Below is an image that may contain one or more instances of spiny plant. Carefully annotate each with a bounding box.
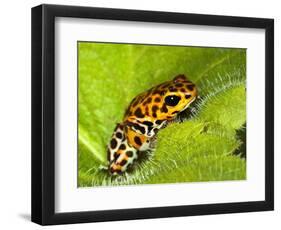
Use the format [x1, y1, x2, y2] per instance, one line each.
[78, 43, 246, 187]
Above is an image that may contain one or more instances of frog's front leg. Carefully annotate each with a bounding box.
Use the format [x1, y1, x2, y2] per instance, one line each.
[124, 124, 155, 152]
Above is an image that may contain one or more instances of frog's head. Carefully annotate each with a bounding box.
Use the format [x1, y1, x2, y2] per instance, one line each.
[124, 74, 198, 123]
[157, 74, 198, 119]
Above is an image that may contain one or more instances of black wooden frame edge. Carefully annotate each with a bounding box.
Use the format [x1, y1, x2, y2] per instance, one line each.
[31, 5, 43, 224]
[31, 4, 274, 225]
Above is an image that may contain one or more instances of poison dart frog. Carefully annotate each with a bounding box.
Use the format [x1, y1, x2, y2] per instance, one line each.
[107, 74, 198, 174]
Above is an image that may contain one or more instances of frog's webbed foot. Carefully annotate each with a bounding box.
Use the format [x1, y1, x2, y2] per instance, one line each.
[148, 135, 157, 150]
[98, 164, 108, 173]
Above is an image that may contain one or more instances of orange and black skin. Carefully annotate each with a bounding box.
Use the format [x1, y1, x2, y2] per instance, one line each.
[107, 74, 198, 175]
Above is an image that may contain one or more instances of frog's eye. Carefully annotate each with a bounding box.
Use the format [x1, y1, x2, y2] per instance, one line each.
[164, 95, 181, 106]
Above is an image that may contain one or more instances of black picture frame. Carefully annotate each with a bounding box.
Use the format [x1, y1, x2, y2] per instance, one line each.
[31, 4, 274, 225]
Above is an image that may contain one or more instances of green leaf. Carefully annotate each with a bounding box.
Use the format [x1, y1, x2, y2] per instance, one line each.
[78, 42, 246, 187]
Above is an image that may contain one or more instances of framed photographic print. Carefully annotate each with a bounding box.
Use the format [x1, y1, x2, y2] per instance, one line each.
[31, 4, 274, 225]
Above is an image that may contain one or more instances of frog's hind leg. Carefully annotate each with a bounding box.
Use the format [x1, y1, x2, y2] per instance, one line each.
[107, 123, 126, 163]
[107, 123, 139, 175]
[109, 145, 138, 175]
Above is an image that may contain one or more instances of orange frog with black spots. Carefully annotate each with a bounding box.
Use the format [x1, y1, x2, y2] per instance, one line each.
[107, 74, 198, 174]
